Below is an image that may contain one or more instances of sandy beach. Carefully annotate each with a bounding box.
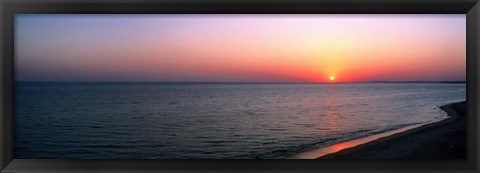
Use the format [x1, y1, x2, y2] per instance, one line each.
[317, 101, 466, 159]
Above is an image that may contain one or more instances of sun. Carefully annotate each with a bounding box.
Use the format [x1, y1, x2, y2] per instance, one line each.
[329, 76, 335, 81]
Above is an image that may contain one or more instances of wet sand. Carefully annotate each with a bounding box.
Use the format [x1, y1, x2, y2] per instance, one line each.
[318, 101, 466, 159]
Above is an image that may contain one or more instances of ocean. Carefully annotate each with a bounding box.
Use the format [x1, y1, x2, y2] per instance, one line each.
[14, 82, 466, 159]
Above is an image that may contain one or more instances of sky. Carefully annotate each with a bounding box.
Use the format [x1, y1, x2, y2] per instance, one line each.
[15, 14, 466, 82]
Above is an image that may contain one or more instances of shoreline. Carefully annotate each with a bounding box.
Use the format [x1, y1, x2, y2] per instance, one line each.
[283, 101, 465, 159]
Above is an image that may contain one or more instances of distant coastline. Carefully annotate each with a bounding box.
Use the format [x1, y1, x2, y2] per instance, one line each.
[363, 80, 466, 84]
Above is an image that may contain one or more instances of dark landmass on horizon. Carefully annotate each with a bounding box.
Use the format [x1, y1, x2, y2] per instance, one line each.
[363, 80, 466, 84]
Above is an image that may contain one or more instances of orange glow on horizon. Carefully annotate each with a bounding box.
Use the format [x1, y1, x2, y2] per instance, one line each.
[16, 15, 466, 82]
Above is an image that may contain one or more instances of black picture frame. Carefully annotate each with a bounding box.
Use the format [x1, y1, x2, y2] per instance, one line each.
[1, 0, 479, 172]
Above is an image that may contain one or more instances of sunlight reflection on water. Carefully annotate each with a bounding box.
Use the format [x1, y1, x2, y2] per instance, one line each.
[15, 82, 465, 159]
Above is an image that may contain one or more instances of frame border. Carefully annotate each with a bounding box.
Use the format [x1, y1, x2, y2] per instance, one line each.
[1, 0, 479, 172]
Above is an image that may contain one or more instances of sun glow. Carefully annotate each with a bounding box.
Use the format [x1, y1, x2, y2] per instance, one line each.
[15, 15, 466, 83]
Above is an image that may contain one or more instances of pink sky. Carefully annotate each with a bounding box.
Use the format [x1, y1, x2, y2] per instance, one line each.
[16, 14, 466, 82]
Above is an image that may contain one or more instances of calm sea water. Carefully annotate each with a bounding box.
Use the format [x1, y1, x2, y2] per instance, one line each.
[14, 82, 466, 159]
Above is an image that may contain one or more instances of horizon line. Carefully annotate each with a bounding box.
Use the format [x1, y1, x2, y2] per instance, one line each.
[15, 80, 467, 84]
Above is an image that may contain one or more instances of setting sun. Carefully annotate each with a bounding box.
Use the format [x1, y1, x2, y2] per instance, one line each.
[16, 15, 466, 83]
